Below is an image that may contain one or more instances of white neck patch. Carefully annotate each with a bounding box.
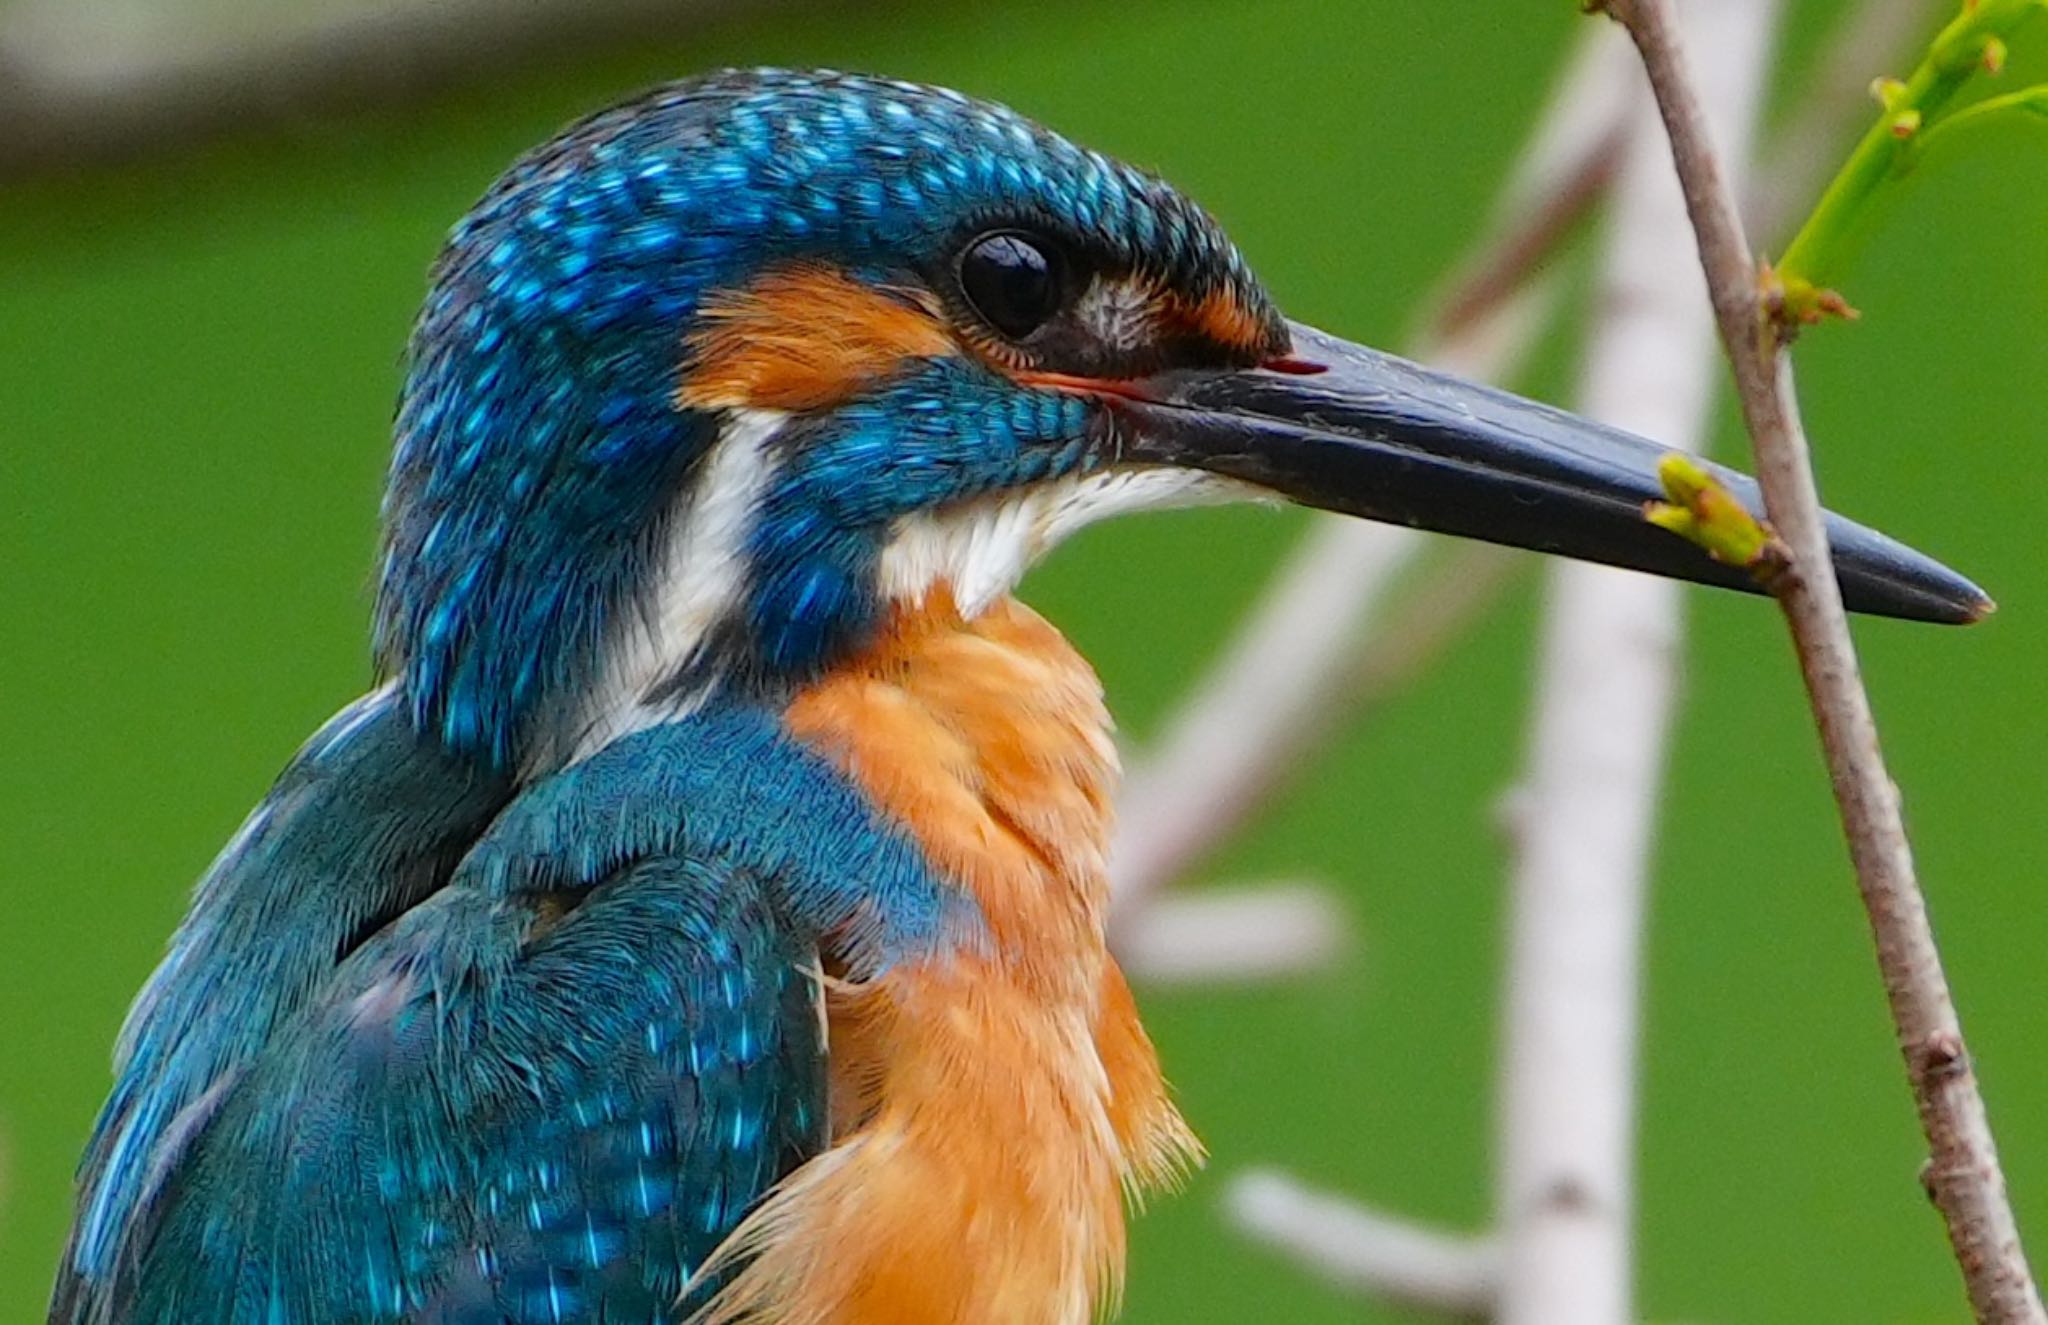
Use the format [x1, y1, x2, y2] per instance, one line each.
[878, 467, 1258, 617]
[553, 425, 1259, 766]
[557, 407, 786, 767]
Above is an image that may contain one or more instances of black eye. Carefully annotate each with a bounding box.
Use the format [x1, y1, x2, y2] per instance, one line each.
[959, 231, 1063, 339]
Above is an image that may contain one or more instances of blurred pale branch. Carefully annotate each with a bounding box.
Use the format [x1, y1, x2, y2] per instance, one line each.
[1116, 883, 1346, 986]
[1105, 0, 1937, 959]
[1108, 518, 1433, 927]
[1176, 26, 1653, 1312]
[0, 0, 826, 179]
[1226, 1170, 1499, 1321]
[1499, 6, 1776, 1319]
[7, 0, 2005, 1316]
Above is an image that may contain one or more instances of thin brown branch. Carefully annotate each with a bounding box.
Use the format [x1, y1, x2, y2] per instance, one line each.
[1596, 1, 2044, 1320]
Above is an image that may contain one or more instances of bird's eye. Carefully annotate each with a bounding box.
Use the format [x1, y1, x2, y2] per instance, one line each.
[959, 231, 1063, 339]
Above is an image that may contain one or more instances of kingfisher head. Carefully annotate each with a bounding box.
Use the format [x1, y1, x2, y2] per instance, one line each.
[373, 67, 1983, 770]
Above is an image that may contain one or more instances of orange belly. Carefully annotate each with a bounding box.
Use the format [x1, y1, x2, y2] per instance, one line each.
[694, 592, 1196, 1324]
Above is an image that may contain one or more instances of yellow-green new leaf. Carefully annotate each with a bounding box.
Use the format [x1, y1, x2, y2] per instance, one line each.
[1644, 453, 1780, 571]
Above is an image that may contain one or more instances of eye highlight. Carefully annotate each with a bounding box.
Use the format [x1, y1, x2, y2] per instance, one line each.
[958, 231, 1064, 340]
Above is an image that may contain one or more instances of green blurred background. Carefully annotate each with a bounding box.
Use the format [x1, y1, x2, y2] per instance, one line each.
[3, 1, 2044, 1320]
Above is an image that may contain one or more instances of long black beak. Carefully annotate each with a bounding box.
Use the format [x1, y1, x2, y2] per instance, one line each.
[1115, 321, 1990, 624]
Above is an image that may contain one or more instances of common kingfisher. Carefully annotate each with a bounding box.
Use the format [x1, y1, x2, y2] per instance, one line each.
[50, 68, 1985, 1325]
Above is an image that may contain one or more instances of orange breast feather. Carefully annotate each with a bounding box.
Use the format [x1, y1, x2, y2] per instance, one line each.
[695, 592, 1197, 1325]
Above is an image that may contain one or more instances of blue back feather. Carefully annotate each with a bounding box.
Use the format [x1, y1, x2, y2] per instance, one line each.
[57, 701, 971, 1324]
[61, 690, 513, 1304]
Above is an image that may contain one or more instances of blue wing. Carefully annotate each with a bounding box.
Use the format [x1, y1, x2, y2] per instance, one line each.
[108, 851, 824, 1324]
[54, 689, 513, 1324]
[53, 697, 968, 1325]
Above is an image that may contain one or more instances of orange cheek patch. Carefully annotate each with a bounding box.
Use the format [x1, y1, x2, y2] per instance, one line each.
[678, 264, 956, 412]
[1172, 286, 1289, 360]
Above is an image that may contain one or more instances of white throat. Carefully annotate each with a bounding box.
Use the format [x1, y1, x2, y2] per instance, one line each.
[877, 467, 1255, 617]
[554, 421, 1256, 768]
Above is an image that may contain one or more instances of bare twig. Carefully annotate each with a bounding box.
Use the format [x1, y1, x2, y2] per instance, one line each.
[1110, 540, 1522, 979]
[1597, 1, 2044, 1320]
[1109, 518, 1426, 918]
[1110, 28, 1636, 925]
[1495, 6, 1779, 1323]
[1226, 1169, 1500, 1320]
[1426, 27, 1638, 345]
[1340, 544, 1526, 710]
[1122, 32, 1646, 1307]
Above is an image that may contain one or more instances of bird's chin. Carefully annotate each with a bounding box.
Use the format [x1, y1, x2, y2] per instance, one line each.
[876, 468, 1259, 619]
